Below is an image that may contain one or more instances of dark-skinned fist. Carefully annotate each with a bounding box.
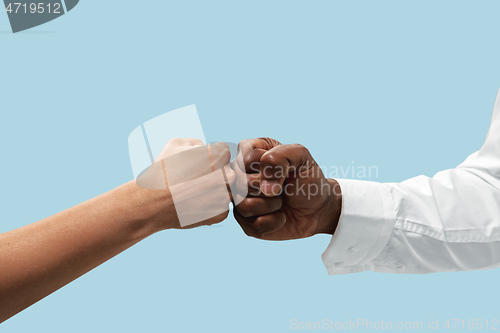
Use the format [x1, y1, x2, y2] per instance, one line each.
[232, 138, 342, 241]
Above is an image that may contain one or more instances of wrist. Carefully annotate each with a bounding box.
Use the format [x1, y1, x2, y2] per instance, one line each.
[120, 180, 178, 233]
[315, 178, 342, 236]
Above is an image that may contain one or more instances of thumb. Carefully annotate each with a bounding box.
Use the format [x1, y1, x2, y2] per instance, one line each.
[259, 144, 314, 196]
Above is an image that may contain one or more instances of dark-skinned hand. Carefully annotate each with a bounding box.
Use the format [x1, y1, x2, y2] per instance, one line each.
[232, 138, 342, 241]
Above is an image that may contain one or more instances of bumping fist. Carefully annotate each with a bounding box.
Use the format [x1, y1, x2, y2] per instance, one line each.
[138, 138, 235, 229]
[233, 138, 342, 240]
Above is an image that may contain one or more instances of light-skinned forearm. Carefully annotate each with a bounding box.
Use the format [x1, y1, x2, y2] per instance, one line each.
[0, 181, 175, 323]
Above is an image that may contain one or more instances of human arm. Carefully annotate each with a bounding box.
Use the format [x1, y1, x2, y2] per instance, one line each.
[0, 139, 234, 322]
[234, 89, 500, 275]
[322, 90, 500, 274]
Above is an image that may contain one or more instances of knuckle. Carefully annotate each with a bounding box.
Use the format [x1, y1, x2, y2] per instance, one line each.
[238, 138, 262, 152]
[240, 227, 252, 237]
[291, 143, 310, 156]
[236, 199, 257, 217]
[211, 143, 231, 166]
[252, 218, 274, 234]
[214, 141, 231, 158]
[258, 137, 278, 147]
[247, 182, 261, 196]
[214, 141, 230, 151]
[234, 215, 261, 238]
[192, 138, 204, 146]
[169, 137, 182, 144]
[237, 139, 251, 153]
[261, 151, 280, 167]
[244, 227, 261, 238]
[243, 155, 259, 171]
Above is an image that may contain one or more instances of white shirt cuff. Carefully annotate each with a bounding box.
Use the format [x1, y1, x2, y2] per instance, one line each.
[322, 179, 397, 275]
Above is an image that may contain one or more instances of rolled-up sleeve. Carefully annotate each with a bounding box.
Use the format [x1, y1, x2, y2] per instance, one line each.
[322, 89, 500, 275]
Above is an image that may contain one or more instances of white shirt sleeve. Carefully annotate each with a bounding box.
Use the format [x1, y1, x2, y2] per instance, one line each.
[322, 89, 500, 275]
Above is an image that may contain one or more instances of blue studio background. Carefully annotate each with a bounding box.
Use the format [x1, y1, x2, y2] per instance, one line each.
[1, 1, 500, 332]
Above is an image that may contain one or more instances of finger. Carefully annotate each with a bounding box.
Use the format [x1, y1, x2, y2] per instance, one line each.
[233, 161, 281, 199]
[161, 143, 229, 187]
[169, 137, 204, 147]
[179, 210, 229, 229]
[210, 142, 231, 170]
[235, 196, 283, 218]
[184, 138, 204, 146]
[234, 209, 287, 238]
[223, 164, 236, 185]
[236, 138, 282, 173]
[234, 164, 261, 196]
[169, 167, 233, 227]
[155, 138, 205, 161]
[232, 162, 269, 207]
[223, 164, 235, 202]
[259, 144, 314, 196]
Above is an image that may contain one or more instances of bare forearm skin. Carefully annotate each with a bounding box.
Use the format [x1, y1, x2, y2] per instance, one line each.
[0, 181, 174, 323]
